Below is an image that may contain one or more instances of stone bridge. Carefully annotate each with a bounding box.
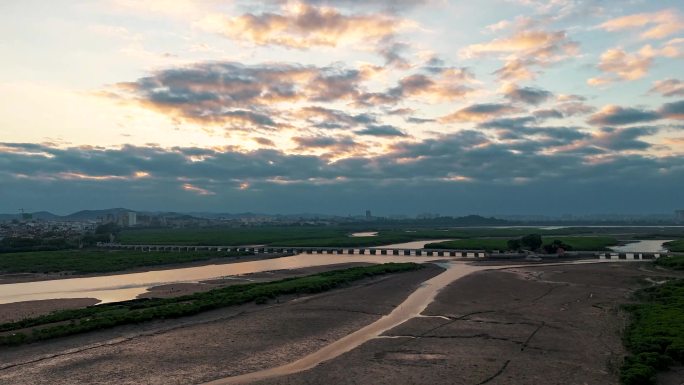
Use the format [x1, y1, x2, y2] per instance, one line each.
[96, 243, 667, 260]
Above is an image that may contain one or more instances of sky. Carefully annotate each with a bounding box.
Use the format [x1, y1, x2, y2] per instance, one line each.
[0, 0, 683, 216]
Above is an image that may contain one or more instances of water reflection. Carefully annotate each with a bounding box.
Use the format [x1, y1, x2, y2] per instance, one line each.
[609, 240, 671, 253]
[0, 252, 445, 305]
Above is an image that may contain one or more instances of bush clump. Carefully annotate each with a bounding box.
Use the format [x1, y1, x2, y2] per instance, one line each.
[620, 279, 684, 384]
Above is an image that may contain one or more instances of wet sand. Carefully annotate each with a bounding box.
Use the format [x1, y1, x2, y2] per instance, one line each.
[0, 253, 286, 285]
[249, 262, 681, 385]
[0, 265, 443, 385]
[0, 298, 101, 323]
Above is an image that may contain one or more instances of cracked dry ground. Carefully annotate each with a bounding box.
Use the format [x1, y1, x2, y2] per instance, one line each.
[254, 263, 678, 385]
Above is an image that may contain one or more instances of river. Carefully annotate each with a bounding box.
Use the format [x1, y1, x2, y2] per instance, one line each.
[0, 240, 447, 305]
[609, 239, 672, 253]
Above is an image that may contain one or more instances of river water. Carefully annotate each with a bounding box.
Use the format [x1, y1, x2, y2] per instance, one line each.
[609, 239, 672, 253]
[0, 238, 671, 305]
[0, 240, 446, 305]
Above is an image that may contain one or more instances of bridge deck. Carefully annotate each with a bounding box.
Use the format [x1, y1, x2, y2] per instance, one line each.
[96, 243, 668, 260]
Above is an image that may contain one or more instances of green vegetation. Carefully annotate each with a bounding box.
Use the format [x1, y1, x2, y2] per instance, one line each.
[0, 236, 75, 253]
[426, 238, 509, 250]
[653, 254, 684, 271]
[620, 278, 684, 384]
[425, 236, 619, 251]
[0, 250, 252, 275]
[664, 239, 684, 252]
[0, 263, 422, 346]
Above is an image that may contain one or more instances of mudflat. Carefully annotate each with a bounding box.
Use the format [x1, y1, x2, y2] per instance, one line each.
[2, 262, 681, 385]
[0, 264, 443, 385]
[251, 263, 681, 385]
[0, 298, 101, 323]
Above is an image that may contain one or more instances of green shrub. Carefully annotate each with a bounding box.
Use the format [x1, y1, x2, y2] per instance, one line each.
[620, 278, 684, 383]
[620, 362, 656, 385]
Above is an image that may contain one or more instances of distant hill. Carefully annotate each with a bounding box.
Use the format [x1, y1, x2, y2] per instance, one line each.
[64, 208, 131, 221]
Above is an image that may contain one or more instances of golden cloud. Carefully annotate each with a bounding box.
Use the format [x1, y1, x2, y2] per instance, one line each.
[588, 41, 682, 86]
[599, 9, 683, 40]
[207, 3, 402, 49]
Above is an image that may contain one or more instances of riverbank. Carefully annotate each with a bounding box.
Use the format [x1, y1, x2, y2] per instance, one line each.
[0, 264, 444, 385]
[3, 261, 682, 384]
[139, 262, 374, 299]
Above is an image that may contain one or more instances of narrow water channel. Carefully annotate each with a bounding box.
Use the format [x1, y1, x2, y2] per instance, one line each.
[201, 259, 614, 385]
[202, 262, 484, 385]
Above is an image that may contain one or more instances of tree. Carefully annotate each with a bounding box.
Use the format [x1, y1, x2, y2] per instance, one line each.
[507, 239, 522, 251]
[520, 234, 542, 251]
[543, 239, 572, 254]
[95, 223, 121, 235]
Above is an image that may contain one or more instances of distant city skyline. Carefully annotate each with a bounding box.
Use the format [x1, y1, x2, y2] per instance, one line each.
[1, 1, 683, 214]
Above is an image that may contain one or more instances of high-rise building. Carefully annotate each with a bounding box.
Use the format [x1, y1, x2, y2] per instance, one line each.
[676, 210, 684, 222]
[117, 211, 137, 227]
[365, 210, 372, 219]
[127, 212, 137, 227]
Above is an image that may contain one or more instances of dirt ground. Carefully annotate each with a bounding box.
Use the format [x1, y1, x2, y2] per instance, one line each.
[0, 298, 101, 323]
[0, 265, 443, 385]
[251, 263, 682, 385]
[2, 262, 682, 385]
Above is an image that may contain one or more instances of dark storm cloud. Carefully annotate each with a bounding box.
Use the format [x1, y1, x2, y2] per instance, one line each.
[593, 126, 659, 151]
[534, 109, 564, 119]
[441, 103, 519, 122]
[118, 62, 365, 126]
[406, 117, 435, 124]
[292, 135, 364, 154]
[588, 100, 684, 126]
[377, 37, 411, 68]
[2, 135, 683, 214]
[478, 116, 537, 130]
[298, 106, 376, 129]
[478, 117, 589, 143]
[588, 105, 661, 126]
[659, 100, 684, 119]
[504, 85, 553, 105]
[355, 124, 407, 137]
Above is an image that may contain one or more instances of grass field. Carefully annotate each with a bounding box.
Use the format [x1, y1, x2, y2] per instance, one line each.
[0, 263, 422, 346]
[654, 254, 684, 270]
[664, 239, 684, 252]
[118, 226, 629, 247]
[0, 250, 252, 275]
[424, 236, 619, 251]
[620, 278, 684, 384]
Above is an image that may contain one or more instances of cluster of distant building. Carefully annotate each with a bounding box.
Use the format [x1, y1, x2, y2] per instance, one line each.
[1, 208, 683, 243]
[0, 219, 96, 241]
